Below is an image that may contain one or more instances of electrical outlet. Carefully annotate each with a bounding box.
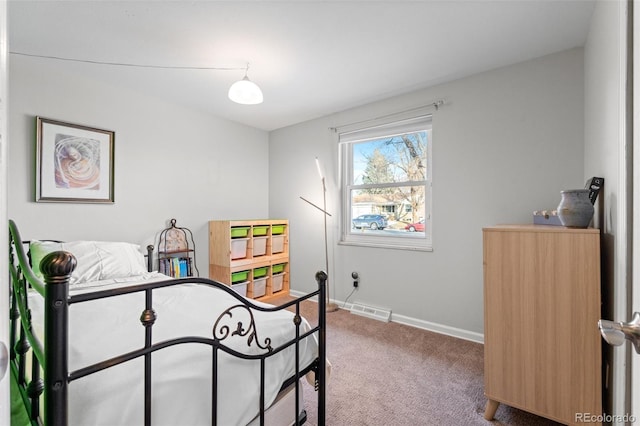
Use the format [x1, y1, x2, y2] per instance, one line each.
[352, 271, 359, 288]
[353, 280, 359, 288]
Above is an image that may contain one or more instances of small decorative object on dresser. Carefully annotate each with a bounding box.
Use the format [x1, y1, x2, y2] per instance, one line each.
[532, 210, 562, 225]
[557, 188, 595, 228]
[585, 176, 604, 204]
[157, 218, 198, 277]
[533, 177, 603, 227]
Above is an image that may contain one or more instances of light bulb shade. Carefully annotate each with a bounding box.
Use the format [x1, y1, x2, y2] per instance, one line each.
[228, 76, 263, 105]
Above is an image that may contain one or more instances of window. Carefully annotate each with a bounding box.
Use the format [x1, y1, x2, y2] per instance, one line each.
[339, 115, 432, 250]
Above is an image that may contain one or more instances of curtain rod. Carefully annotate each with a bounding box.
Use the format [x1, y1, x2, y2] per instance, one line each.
[329, 99, 444, 133]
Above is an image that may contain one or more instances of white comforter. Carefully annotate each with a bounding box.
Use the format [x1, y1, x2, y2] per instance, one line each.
[29, 274, 318, 425]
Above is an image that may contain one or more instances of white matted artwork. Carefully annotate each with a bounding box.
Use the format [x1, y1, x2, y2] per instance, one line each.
[36, 117, 114, 203]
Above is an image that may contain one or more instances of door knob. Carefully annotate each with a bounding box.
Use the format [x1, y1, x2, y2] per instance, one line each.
[598, 312, 640, 354]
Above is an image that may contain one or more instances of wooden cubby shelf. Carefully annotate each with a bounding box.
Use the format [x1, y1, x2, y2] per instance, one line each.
[209, 219, 289, 301]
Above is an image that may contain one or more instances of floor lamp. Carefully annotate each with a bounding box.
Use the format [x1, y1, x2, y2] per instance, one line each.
[300, 158, 339, 312]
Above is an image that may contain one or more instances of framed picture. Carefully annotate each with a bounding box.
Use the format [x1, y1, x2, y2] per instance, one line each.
[36, 117, 115, 203]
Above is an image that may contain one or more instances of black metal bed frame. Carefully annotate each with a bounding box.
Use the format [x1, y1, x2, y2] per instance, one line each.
[8, 219, 326, 426]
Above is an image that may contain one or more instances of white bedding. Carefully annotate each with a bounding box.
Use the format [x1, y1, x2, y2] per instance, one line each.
[28, 273, 319, 426]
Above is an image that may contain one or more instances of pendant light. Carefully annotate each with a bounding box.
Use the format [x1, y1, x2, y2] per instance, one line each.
[10, 52, 264, 105]
[228, 63, 263, 105]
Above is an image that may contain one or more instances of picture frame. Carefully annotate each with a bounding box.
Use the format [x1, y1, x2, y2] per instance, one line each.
[36, 117, 115, 203]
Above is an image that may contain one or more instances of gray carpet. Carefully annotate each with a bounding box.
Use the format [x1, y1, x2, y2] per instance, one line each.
[271, 295, 561, 426]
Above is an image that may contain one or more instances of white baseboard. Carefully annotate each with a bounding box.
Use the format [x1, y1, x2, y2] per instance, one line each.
[390, 313, 484, 344]
[289, 290, 485, 344]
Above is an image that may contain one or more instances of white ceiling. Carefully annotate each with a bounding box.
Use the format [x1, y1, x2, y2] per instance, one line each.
[8, 0, 596, 131]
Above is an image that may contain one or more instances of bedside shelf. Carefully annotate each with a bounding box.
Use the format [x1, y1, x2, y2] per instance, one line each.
[157, 218, 198, 278]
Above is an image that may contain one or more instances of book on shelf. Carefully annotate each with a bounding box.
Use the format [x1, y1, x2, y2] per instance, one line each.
[159, 256, 193, 278]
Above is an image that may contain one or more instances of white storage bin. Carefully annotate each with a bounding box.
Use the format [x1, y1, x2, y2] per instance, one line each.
[272, 272, 285, 293]
[272, 235, 285, 254]
[253, 236, 268, 256]
[253, 276, 267, 298]
[231, 281, 248, 297]
[230, 238, 249, 259]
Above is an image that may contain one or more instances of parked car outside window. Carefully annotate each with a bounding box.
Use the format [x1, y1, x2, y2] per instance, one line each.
[404, 219, 425, 232]
[352, 214, 388, 230]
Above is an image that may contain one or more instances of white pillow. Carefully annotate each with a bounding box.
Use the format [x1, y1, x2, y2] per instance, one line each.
[93, 241, 148, 280]
[29, 240, 148, 285]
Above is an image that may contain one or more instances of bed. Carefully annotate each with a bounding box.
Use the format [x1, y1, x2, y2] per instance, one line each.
[8, 219, 327, 425]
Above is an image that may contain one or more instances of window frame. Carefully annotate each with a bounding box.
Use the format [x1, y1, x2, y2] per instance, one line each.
[338, 114, 433, 251]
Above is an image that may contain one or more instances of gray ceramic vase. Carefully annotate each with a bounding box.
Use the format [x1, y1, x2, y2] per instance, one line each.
[557, 189, 594, 228]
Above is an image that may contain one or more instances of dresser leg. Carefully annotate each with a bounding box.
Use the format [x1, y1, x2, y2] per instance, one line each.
[484, 399, 499, 420]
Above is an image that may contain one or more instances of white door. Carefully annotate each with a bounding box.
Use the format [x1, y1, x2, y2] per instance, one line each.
[598, 2, 638, 421]
[0, 1, 10, 425]
[632, 2, 640, 421]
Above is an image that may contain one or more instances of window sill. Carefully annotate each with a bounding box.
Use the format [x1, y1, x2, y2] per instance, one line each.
[338, 239, 433, 252]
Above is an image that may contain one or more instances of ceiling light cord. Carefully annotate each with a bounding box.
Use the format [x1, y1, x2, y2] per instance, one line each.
[9, 51, 246, 71]
[10, 51, 264, 105]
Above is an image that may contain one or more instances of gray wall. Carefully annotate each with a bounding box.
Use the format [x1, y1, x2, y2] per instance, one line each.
[8, 55, 270, 272]
[269, 48, 585, 341]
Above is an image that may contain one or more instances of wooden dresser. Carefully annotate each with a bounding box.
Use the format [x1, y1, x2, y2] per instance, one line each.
[483, 225, 602, 425]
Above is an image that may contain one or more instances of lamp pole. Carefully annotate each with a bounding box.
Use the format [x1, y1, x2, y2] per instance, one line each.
[320, 175, 339, 312]
[299, 157, 339, 312]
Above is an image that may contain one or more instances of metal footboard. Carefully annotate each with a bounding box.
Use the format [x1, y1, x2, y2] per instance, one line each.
[8, 219, 326, 426]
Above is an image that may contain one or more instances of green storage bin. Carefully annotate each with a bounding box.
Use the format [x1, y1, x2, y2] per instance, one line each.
[230, 227, 250, 238]
[253, 266, 268, 278]
[252, 226, 269, 236]
[272, 263, 286, 274]
[271, 224, 286, 235]
[231, 270, 249, 283]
